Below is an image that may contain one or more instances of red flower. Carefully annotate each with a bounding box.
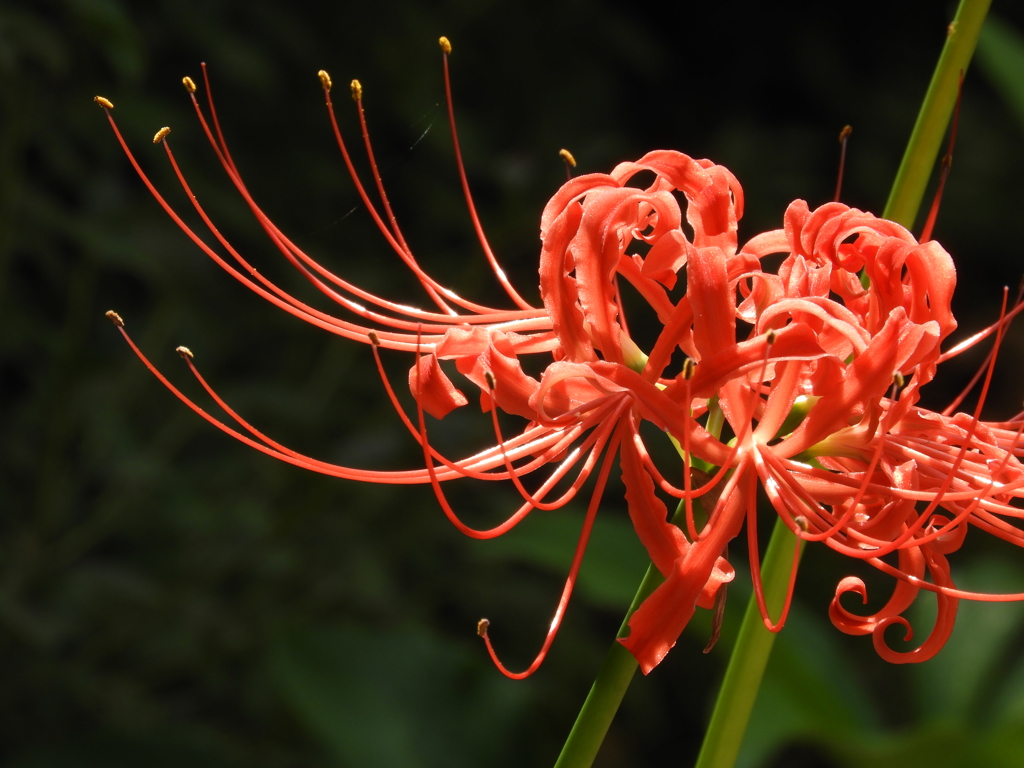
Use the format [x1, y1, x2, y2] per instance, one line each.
[97, 44, 1024, 680]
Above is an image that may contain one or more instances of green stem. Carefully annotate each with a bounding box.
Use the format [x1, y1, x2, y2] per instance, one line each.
[883, 0, 993, 228]
[554, 496, 699, 768]
[552, 563, 660, 768]
[694, 517, 802, 768]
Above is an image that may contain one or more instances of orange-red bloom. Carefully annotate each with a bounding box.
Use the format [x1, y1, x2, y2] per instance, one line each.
[97, 45, 1024, 679]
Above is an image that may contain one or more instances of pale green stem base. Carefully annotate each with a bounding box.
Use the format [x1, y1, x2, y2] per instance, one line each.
[552, 562, 658, 768]
[694, 517, 802, 768]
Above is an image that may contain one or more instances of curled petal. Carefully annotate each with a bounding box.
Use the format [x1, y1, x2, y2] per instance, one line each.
[871, 553, 959, 664]
[460, 340, 543, 420]
[828, 544, 925, 636]
[409, 354, 468, 419]
[641, 230, 693, 290]
[924, 514, 968, 555]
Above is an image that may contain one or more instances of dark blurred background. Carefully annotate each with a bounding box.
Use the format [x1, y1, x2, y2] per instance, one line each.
[4, 1, 1024, 766]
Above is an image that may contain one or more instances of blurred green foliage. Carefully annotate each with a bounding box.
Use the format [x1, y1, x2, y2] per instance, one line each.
[2, 0, 1024, 765]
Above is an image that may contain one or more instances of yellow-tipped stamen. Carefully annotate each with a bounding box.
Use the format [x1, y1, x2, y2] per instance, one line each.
[176, 345, 194, 360]
[350, 79, 362, 102]
[318, 69, 332, 92]
[476, 618, 489, 637]
[437, 31, 534, 311]
[152, 126, 171, 144]
[894, 371, 905, 388]
[439, 36, 452, 55]
[766, 329, 777, 345]
[94, 96, 114, 109]
[560, 148, 577, 181]
[182, 76, 197, 93]
[105, 310, 124, 327]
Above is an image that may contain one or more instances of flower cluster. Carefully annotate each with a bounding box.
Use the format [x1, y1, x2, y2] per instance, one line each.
[97, 39, 1024, 678]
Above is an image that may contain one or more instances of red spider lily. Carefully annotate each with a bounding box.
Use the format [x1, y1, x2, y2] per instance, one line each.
[523, 158, 1024, 672]
[96, 39, 1024, 680]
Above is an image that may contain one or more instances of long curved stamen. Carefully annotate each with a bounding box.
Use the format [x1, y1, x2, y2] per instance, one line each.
[350, 78, 462, 317]
[159, 136, 476, 337]
[410, 333, 568, 538]
[367, 334, 613, 484]
[351, 82, 412, 256]
[199, 63, 241, 178]
[188, 338, 596, 486]
[478, 423, 624, 679]
[484, 373, 627, 510]
[884, 416, 1024, 553]
[105, 107, 549, 352]
[106, 313, 455, 484]
[439, 37, 535, 312]
[747, 455, 804, 631]
[189, 68, 537, 321]
[100, 112, 418, 346]
[941, 282, 1024, 415]
[318, 68, 511, 316]
[193, 64, 522, 320]
[865, 554, 1024, 603]
[937, 293, 1024, 364]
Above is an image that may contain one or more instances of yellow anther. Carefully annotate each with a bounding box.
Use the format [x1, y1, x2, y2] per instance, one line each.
[367, 330, 381, 346]
[893, 371, 905, 388]
[681, 358, 695, 380]
[176, 345, 194, 360]
[476, 618, 490, 637]
[439, 36, 452, 55]
[152, 126, 171, 144]
[318, 70, 332, 92]
[559, 148, 577, 167]
[105, 310, 124, 327]
[350, 79, 362, 101]
[766, 329, 777, 344]
[794, 515, 811, 532]
[94, 95, 114, 109]
[182, 76, 197, 93]
[484, 371, 496, 391]
[839, 125, 852, 143]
